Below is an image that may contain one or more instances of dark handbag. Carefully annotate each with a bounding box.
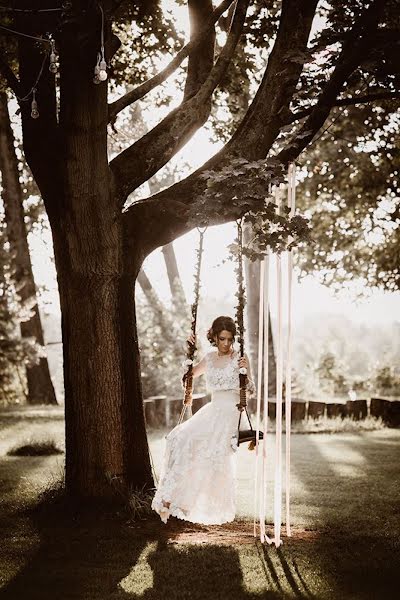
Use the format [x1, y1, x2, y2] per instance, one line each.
[237, 407, 264, 447]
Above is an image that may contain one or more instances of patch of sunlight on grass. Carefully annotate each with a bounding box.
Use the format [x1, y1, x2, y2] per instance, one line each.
[0, 419, 65, 457]
[118, 541, 156, 596]
[238, 544, 269, 594]
[333, 463, 365, 477]
[316, 441, 366, 478]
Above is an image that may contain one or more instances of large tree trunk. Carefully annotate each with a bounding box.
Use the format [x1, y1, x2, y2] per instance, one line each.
[18, 14, 152, 500]
[0, 92, 57, 405]
[56, 255, 153, 499]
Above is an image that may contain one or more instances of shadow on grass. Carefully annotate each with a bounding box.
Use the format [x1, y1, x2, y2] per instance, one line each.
[1, 428, 399, 599]
[0, 502, 290, 600]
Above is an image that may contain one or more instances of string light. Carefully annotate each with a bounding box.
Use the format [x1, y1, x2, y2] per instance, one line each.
[93, 5, 107, 84]
[30, 88, 39, 119]
[16, 52, 47, 119]
[48, 35, 58, 74]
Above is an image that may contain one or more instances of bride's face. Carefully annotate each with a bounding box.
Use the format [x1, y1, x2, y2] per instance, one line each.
[214, 330, 234, 354]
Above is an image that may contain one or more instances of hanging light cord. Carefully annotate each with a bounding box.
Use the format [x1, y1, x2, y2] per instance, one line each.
[0, 5, 63, 12]
[0, 23, 53, 43]
[17, 52, 48, 102]
[100, 4, 105, 59]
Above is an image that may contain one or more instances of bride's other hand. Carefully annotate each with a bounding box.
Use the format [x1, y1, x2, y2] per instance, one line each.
[238, 356, 248, 369]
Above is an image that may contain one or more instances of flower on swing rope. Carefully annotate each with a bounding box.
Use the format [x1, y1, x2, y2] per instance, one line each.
[182, 358, 193, 373]
[239, 367, 247, 375]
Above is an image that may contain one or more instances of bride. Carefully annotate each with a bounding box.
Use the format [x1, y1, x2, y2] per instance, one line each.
[151, 315, 254, 525]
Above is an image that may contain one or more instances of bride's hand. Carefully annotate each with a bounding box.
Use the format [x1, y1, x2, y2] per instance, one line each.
[238, 356, 248, 369]
[187, 333, 196, 346]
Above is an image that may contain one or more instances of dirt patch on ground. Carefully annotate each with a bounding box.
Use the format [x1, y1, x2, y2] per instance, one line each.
[127, 518, 321, 545]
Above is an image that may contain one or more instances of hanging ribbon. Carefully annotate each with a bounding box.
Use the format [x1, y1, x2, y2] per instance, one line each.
[261, 250, 273, 544]
[253, 258, 264, 538]
[274, 186, 284, 547]
[285, 163, 296, 536]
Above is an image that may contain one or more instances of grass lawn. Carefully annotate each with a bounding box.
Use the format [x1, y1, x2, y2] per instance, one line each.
[0, 407, 399, 599]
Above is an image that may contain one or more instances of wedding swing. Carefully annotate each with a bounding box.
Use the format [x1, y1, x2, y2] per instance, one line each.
[178, 222, 263, 448]
[176, 163, 297, 547]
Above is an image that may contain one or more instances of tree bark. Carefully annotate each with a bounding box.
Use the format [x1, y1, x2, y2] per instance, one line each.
[0, 92, 57, 405]
[57, 256, 152, 498]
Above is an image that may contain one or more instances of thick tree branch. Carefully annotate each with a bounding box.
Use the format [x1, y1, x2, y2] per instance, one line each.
[16, 17, 61, 221]
[183, 0, 215, 100]
[123, 177, 240, 257]
[108, 0, 235, 122]
[288, 91, 400, 123]
[0, 54, 21, 96]
[277, 0, 389, 165]
[226, 0, 319, 159]
[111, 0, 248, 200]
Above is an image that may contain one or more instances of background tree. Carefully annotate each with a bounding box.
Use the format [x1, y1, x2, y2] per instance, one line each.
[0, 0, 399, 504]
[0, 91, 57, 405]
[297, 102, 400, 292]
[0, 223, 41, 404]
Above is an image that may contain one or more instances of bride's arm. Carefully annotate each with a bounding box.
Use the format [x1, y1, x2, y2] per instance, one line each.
[192, 355, 207, 378]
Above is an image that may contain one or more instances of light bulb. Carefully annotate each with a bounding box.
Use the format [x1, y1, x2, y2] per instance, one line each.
[31, 102, 39, 119]
[49, 51, 58, 74]
[98, 70, 107, 81]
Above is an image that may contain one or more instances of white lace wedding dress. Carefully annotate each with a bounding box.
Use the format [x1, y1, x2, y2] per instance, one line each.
[151, 350, 244, 525]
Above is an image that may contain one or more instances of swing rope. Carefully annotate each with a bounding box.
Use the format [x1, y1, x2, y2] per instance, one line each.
[178, 227, 207, 425]
[235, 219, 248, 411]
[235, 219, 264, 450]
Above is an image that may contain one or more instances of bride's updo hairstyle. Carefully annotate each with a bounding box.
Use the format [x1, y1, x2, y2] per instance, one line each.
[207, 316, 237, 347]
